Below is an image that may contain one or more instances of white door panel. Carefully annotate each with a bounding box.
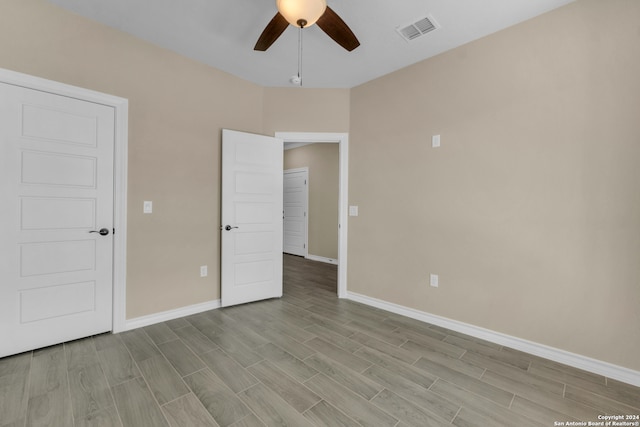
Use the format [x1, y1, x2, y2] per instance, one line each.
[221, 129, 283, 307]
[283, 169, 308, 257]
[0, 82, 115, 357]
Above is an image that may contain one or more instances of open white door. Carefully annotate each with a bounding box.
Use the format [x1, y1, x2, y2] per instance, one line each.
[221, 129, 283, 307]
[0, 81, 115, 357]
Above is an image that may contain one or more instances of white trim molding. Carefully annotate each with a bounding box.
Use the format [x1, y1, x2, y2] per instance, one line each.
[306, 254, 339, 265]
[0, 68, 129, 335]
[346, 291, 640, 387]
[124, 299, 221, 331]
[276, 132, 349, 299]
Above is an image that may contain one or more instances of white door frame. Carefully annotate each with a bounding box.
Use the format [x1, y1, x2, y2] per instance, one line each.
[283, 167, 309, 257]
[0, 68, 129, 333]
[276, 132, 348, 298]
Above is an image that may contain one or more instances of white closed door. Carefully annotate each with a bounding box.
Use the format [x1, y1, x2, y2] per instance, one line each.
[221, 129, 283, 307]
[283, 169, 308, 257]
[0, 82, 115, 357]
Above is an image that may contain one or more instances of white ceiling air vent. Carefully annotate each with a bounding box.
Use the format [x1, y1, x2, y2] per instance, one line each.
[397, 15, 440, 42]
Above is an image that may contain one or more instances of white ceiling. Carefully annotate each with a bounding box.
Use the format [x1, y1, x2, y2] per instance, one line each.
[47, 0, 575, 88]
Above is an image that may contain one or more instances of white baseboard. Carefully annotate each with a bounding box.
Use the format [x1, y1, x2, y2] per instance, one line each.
[123, 299, 221, 331]
[346, 291, 640, 387]
[306, 254, 339, 265]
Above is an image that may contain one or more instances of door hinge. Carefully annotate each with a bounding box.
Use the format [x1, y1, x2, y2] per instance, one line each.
[304, 244, 306, 248]
[305, 179, 307, 185]
[304, 212, 307, 217]
[113, 228, 116, 235]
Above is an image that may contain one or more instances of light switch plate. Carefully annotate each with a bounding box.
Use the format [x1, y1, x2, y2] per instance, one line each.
[143, 201, 152, 214]
[349, 206, 359, 217]
[430, 274, 439, 288]
[432, 135, 441, 148]
[200, 265, 208, 277]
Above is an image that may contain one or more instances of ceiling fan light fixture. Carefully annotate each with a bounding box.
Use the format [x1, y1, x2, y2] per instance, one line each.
[276, 0, 327, 28]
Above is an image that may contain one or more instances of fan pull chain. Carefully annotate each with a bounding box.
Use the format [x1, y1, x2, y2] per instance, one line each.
[297, 25, 303, 86]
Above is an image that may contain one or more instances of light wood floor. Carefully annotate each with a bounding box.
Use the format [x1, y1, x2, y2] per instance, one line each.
[1, 254, 639, 426]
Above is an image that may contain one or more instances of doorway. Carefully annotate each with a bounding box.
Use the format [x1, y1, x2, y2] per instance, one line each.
[276, 132, 349, 298]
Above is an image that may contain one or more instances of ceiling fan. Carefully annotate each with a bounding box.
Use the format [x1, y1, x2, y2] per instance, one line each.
[254, 0, 360, 52]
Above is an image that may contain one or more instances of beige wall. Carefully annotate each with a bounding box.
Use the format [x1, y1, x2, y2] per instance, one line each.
[262, 87, 350, 136]
[349, 0, 640, 371]
[284, 144, 340, 260]
[0, 0, 264, 318]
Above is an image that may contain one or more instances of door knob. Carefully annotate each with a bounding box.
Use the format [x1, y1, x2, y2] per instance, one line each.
[224, 225, 239, 231]
[89, 228, 110, 236]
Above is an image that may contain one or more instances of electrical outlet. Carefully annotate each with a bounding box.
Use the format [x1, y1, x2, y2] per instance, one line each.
[430, 274, 439, 288]
[200, 265, 208, 277]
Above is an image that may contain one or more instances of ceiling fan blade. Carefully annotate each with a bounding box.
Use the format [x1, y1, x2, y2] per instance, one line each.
[316, 6, 360, 52]
[254, 12, 289, 51]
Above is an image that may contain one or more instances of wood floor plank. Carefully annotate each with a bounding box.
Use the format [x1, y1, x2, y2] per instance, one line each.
[228, 413, 266, 427]
[201, 331, 263, 368]
[65, 338, 99, 369]
[305, 314, 357, 338]
[303, 353, 383, 400]
[253, 343, 318, 382]
[157, 339, 206, 377]
[172, 325, 219, 355]
[26, 346, 73, 426]
[361, 364, 460, 422]
[258, 328, 317, 360]
[349, 332, 417, 364]
[137, 354, 190, 405]
[304, 324, 362, 353]
[510, 395, 582, 426]
[143, 323, 179, 346]
[430, 380, 541, 427]
[396, 330, 466, 359]
[510, 389, 601, 421]
[345, 320, 406, 346]
[183, 369, 250, 427]
[564, 384, 640, 414]
[480, 367, 565, 399]
[382, 317, 448, 341]
[199, 348, 258, 393]
[401, 341, 484, 378]
[303, 400, 361, 427]
[247, 360, 321, 413]
[67, 362, 115, 418]
[444, 335, 530, 369]
[29, 345, 67, 396]
[238, 383, 315, 427]
[371, 389, 451, 427]
[112, 377, 169, 427]
[304, 337, 371, 373]
[74, 406, 123, 427]
[165, 317, 190, 331]
[414, 357, 514, 407]
[453, 405, 543, 427]
[0, 353, 31, 426]
[304, 374, 398, 427]
[119, 329, 162, 363]
[26, 390, 74, 427]
[161, 393, 218, 427]
[96, 340, 140, 387]
[355, 346, 436, 389]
